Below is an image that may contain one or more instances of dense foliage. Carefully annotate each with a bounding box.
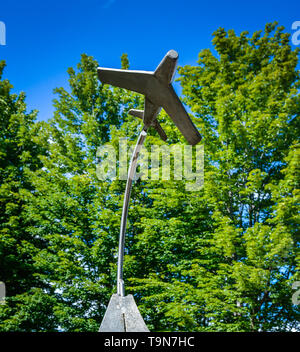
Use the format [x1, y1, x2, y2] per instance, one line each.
[0, 23, 299, 331]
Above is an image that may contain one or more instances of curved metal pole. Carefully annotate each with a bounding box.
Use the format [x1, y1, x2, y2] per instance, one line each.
[117, 128, 148, 296]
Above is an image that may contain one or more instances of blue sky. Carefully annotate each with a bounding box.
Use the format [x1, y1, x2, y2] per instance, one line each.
[0, 0, 299, 121]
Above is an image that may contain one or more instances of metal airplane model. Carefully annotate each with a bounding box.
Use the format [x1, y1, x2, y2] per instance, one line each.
[97, 50, 201, 332]
[97, 49, 201, 145]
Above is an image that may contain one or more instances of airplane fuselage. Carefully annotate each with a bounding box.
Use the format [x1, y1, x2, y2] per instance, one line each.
[97, 50, 201, 145]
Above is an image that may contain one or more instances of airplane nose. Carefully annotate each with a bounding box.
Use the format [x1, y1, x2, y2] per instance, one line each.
[167, 50, 178, 60]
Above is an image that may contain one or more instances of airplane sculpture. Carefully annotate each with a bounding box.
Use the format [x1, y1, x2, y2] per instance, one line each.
[98, 50, 201, 332]
[97, 49, 201, 145]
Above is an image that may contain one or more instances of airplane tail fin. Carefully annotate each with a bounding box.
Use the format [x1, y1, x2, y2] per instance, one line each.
[128, 109, 167, 142]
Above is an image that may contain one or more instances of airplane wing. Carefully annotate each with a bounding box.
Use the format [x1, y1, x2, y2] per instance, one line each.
[97, 68, 152, 96]
[128, 109, 144, 119]
[162, 85, 202, 145]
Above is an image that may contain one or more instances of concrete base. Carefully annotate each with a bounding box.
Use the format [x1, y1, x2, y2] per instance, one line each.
[99, 294, 149, 332]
